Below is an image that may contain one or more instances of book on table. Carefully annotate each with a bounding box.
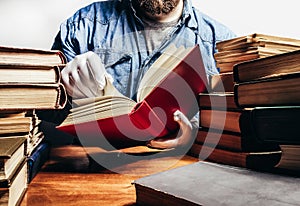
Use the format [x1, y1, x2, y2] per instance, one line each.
[189, 143, 281, 170]
[57, 44, 208, 146]
[133, 161, 300, 206]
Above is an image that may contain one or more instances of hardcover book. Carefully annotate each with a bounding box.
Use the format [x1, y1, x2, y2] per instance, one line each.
[238, 106, 300, 145]
[0, 159, 27, 206]
[27, 141, 50, 183]
[196, 129, 279, 152]
[0, 137, 27, 180]
[200, 107, 300, 145]
[200, 109, 242, 133]
[0, 63, 63, 84]
[233, 49, 300, 83]
[216, 33, 300, 51]
[0, 111, 33, 135]
[0, 83, 67, 110]
[215, 33, 300, 73]
[276, 145, 300, 171]
[198, 92, 238, 110]
[234, 73, 300, 108]
[57, 44, 208, 146]
[209, 72, 234, 92]
[133, 161, 300, 206]
[0, 45, 66, 65]
[189, 143, 281, 169]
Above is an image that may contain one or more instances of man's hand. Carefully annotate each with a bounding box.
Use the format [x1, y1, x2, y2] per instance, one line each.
[61, 51, 113, 99]
[147, 110, 198, 149]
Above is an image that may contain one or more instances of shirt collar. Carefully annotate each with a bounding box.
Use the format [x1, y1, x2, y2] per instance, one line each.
[181, 0, 198, 30]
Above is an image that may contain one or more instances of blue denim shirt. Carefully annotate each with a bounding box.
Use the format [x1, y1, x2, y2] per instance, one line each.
[42, 0, 235, 124]
[52, 0, 235, 98]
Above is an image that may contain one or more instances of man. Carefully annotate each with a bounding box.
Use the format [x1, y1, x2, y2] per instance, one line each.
[38, 0, 235, 149]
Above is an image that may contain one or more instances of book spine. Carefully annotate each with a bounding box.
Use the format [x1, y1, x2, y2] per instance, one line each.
[27, 141, 50, 183]
[233, 83, 242, 109]
[56, 84, 67, 109]
[233, 64, 241, 83]
[54, 65, 61, 83]
[189, 143, 247, 168]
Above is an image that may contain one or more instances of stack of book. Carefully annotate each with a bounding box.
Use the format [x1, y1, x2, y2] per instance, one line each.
[190, 34, 300, 171]
[214, 33, 300, 73]
[233, 49, 300, 172]
[208, 33, 300, 94]
[0, 46, 67, 205]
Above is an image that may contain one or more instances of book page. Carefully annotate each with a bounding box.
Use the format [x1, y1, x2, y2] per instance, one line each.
[276, 145, 300, 171]
[62, 96, 136, 126]
[61, 76, 137, 126]
[137, 45, 192, 101]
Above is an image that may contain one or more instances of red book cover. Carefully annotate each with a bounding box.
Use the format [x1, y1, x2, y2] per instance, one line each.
[57, 44, 208, 147]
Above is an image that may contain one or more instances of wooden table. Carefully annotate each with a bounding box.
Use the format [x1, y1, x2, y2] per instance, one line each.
[21, 145, 198, 206]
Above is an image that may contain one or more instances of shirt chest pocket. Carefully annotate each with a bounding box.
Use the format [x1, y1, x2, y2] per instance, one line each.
[94, 49, 133, 96]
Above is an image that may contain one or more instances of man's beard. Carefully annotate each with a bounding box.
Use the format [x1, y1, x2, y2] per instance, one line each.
[137, 0, 179, 15]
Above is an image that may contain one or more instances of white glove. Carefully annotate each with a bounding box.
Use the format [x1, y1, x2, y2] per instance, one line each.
[147, 110, 198, 149]
[61, 51, 113, 99]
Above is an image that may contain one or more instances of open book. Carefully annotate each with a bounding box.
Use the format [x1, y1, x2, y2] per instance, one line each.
[57, 44, 207, 146]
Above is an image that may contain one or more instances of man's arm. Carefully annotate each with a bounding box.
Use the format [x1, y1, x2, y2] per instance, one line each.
[147, 110, 198, 149]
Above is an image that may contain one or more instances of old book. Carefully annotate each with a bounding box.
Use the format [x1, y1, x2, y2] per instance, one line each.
[215, 47, 276, 64]
[233, 49, 300, 83]
[200, 109, 242, 133]
[0, 83, 67, 110]
[0, 110, 41, 136]
[200, 107, 300, 145]
[189, 143, 281, 169]
[57, 44, 207, 146]
[26, 128, 44, 157]
[0, 63, 63, 84]
[216, 33, 300, 51]
[198, 92, 238, 110]
[276, 145, 300, 171]
[0, 137, 27, 180]
[234, 73, 300, 108]
[209, 72, 234, 92]
[27, 141, 50, 183]
[0, 159, 27, 206]
[215, 33, 300, 73]
[0, 111, 32, 135]
[134, 161, 300, 206]
[0, 45, 66, 65]
[196, 129, 279, 152]
[238, 106, 300, 145]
